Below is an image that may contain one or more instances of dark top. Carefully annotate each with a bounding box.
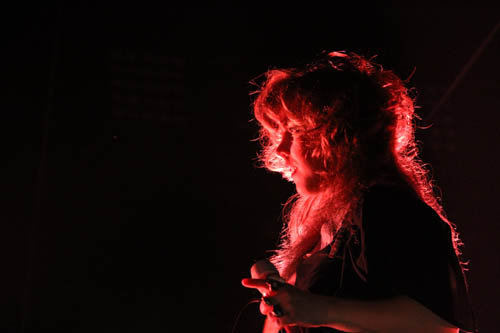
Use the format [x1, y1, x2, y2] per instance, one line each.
[291, 184, 476, 333]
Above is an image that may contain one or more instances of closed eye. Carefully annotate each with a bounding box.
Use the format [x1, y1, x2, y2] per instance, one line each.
[288, 126, 303, 135]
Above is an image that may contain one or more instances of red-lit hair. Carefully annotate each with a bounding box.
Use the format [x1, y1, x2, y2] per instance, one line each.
[251, 51, 462, 279]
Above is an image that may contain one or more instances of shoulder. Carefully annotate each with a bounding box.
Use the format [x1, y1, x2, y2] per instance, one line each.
[362, 183, 424, 224]
[363, 183, 420, 209]
[361, 183, 450, 244]
[361, 184, 476, 332]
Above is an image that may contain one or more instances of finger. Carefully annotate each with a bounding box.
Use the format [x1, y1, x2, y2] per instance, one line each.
[241, 278, 268, 289]
[271, 303, 284, 317]
[241, 278, 271, 296]
[268, 314, 288, 331]
[272, 305, 297, 328]
[259, 297, 274, 316]
[265, 278, 285, 291]
[262, 296, 274, 305]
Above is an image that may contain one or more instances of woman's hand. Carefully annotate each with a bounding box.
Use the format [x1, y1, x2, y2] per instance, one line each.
[242, 261, 459, 333]
[241, 277, 332, 329]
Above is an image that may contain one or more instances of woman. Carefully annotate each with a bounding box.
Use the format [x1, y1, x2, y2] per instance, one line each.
[241, 51, 476, 333]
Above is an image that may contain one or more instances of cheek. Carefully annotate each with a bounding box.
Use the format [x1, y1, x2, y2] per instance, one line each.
[309, 156, 325, 172]
[302, 148, 325, 172]
[295, 139, 326, 173]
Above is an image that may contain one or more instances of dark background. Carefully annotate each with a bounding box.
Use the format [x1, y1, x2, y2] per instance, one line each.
[1, 2, 499, 333]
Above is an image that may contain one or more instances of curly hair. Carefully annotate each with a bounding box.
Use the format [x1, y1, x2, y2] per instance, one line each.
[251, 51, 462, 279]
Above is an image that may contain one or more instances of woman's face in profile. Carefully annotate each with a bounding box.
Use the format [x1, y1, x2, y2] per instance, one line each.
[276, 128, 323, 196]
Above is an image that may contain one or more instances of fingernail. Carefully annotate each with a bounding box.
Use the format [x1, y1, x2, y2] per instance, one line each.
[272, 309, 283, 317]
[272, 304, 284, 317]
[266, 278, 283, 291]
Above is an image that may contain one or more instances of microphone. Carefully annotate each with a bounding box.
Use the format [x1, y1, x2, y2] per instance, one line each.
[251, 259, 284, 281]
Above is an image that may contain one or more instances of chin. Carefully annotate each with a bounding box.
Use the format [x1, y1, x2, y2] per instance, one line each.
[296, 184, 319, 196]
[294, 176, 322, 195]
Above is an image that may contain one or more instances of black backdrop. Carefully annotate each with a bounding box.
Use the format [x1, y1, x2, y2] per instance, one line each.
[1, 3, 499, 333]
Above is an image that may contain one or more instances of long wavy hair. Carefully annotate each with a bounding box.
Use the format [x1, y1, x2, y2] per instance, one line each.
[251, 51, 462, 279]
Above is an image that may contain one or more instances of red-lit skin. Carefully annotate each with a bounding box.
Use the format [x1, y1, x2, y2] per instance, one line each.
[241, 261, 459, 333]
[276, 129, 322, 196]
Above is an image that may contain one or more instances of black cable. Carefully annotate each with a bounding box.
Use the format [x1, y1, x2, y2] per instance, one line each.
[231, 298, 261, 333]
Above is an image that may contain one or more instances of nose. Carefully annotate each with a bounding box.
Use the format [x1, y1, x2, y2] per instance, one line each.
[276, 131, 292, 159]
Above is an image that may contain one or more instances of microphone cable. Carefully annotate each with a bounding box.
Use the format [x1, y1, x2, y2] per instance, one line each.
[231, 298, 261, 333]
